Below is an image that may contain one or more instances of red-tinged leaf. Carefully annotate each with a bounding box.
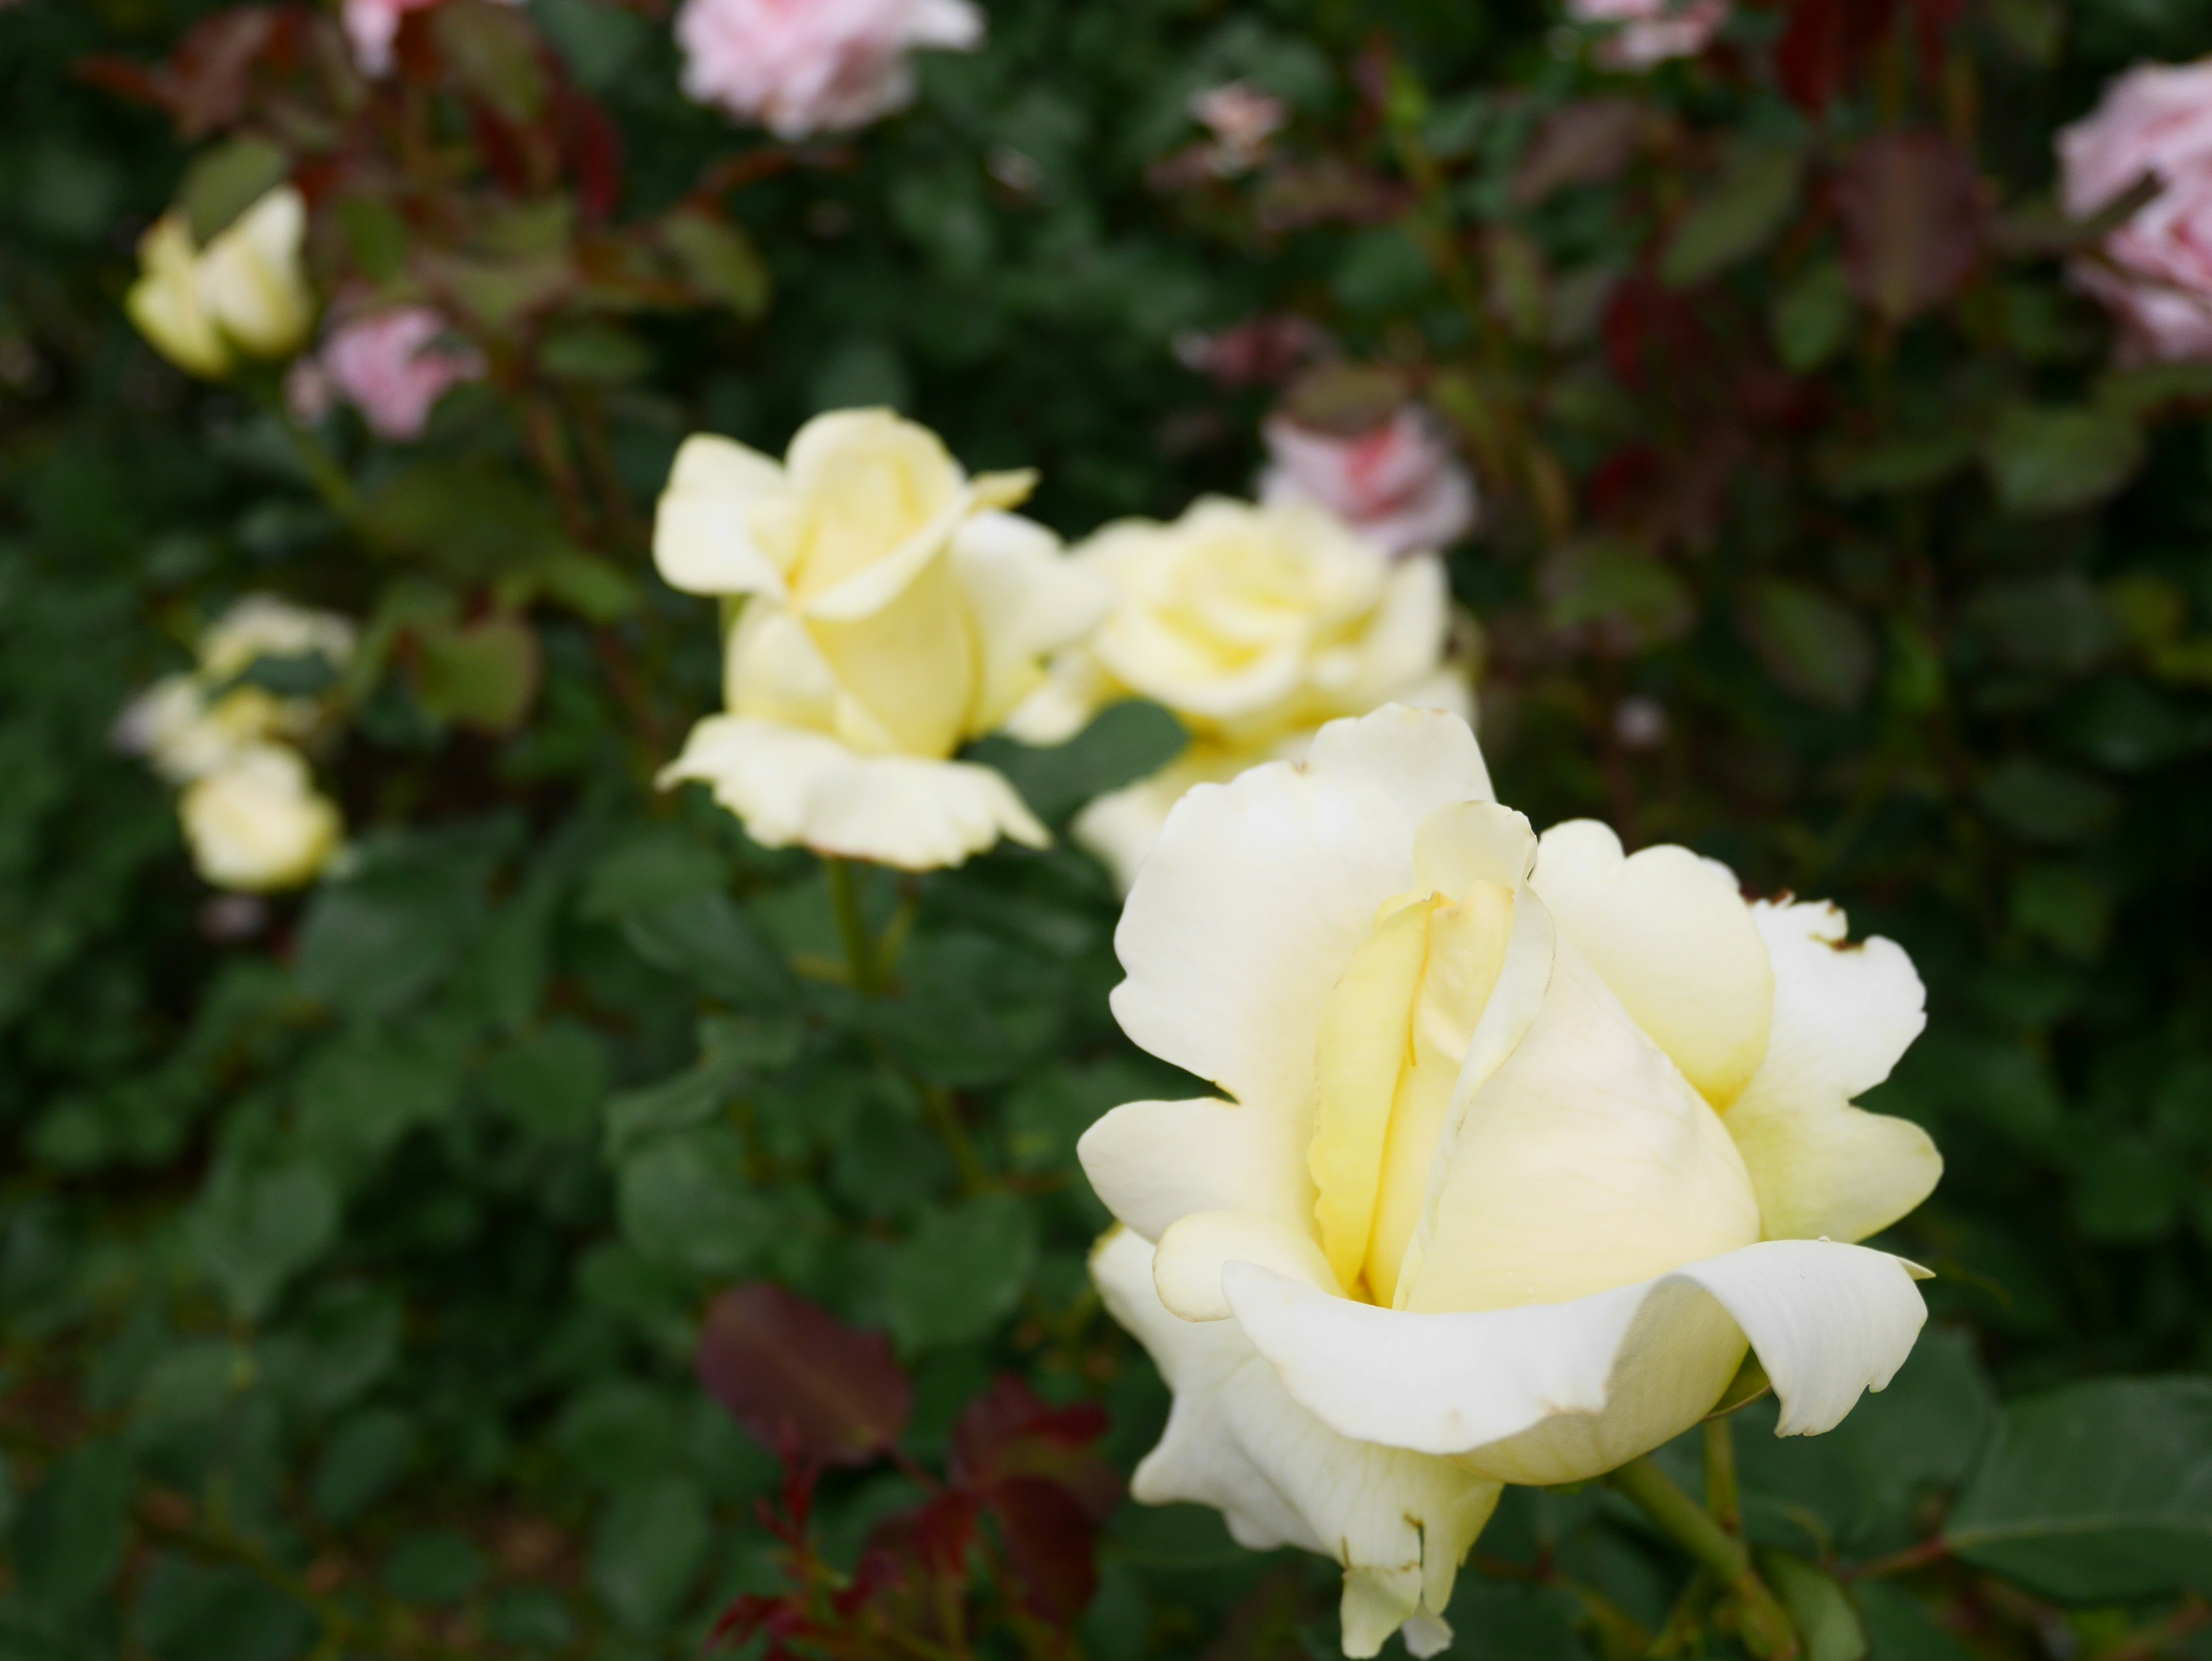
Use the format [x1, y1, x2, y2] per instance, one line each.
[696, 1284, 912, 1469]
[98, 6, 282, 137]
[987, 1475, 1104, 1624]
[1835, 132, 1985, 323]
[1513, 99, 1647, 207]
[1775, 0, 1897, 113]
[951, 1375, 1120, 1522]
[1600, 274, 1711, 389]
[558, 89, 626, 221]
[841, 1492, 982, 1638]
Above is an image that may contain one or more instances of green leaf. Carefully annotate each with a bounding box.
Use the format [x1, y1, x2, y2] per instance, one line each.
[1819, 430, 1978, 498]
[620, 890, 791, 1007]
[384, 1530, 486, 1606]
[359, 460, 569, 583]
[967, 700, 1188, 826]
[1975, 758, 2119, 845]
[618, 1124, 774, 1275]
[482, 1022, 610, 1141]
[180, 138, 289, 245]
[872, 932, 1066, 1088]
[295, 857, 486, 1019]
[262, 1286, 403, 1416]
[1539, 538, 1694, 653]
[664, 210, 773, 319]
[13, 1439, 133, 1610]
[880, 1193, 1040, 1353]
[1982, 404, 2146, 517]
[336, 198, 410, 284]
[294, 1028, 462, 1181]
[579, 827, 728, 922]
[1853, 1582, 1972, 1661]
[1739, 580, 1876, 712]
[1771, 260, 1854, 374]
[313, 1407, 419, 1524]
[539, 324, 652, 385]
[412, 615, 541, 733]
[591, 1474, 710, 1633]
[1661, 145, 1803, 289]
[1756, 1552, 1866, 1661]
[1945, 1377, 2212, 1601]
[135, 1556, 315, 1661]
[433, 0, 546, 122]
[553, 1381, 685, 1492]
[191, 1163, 339, 1323]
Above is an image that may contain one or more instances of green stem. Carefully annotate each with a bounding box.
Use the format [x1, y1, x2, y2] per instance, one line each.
[921, 1082, 990, 1196]
[824, 857, 882, 996]
[1608, 1458, 1798, 1661]
[282, 413, 359, 521]
[1704, 1415, 1742, 1538]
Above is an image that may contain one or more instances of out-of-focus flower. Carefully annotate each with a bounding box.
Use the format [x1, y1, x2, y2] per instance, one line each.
[653, 410, 1108, 870]
[1259, 408, 1480, 558]
[293, 307, 485, 441]
[344, 0, 521, 77]
[2059, 58, 2212, 362]
[180, 744, 344, 892]
[126, 187, 313, 380]
[117, 595, 355, 783]
[1084, 703, 1940, 1656]
[1190, 81, 1289, 175]
[1569, 0, 1729, 69]
[1172, 314, 1331, 389]
[1009, 498, 1472, 890]
[675, 0, 984, 140]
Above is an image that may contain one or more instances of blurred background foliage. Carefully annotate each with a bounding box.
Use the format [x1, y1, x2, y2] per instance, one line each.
[2, 1, 2211, 1660]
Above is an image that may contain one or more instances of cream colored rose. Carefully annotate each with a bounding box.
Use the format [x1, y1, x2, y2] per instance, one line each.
[1081, 705, 1941, 1658]
[1009, 497, 1472, 889]
[653, 410, 1109, 870]
[117, 594, 356, 784]
[126, 187, 314, 380]
[180, 745, 344, 892]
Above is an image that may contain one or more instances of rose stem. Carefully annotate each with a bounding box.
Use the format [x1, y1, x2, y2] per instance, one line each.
[824, 856, 883, 995]
[1607, 1456, 1798, 1661]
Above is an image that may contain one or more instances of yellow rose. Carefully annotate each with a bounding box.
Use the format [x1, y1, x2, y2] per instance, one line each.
[126, 186, 314, 380]
[653, 410, 1109, 870]
[1082, 705, 1941, 1658]
[1008, 497, 1472, 889]
[180, 745, 344, 893]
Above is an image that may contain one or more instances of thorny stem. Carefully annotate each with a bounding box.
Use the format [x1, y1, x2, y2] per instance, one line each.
[1842, 1537, 1952, 1582]
[1608, 1457, 1799, 1661]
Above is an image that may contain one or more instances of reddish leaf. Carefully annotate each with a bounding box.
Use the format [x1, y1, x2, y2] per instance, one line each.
[1835, 132, 1984, 323]
[988, 1475, 1104, 1624]
[558, 89, 627, 221]
[951, 1375, 1120, 1522]
[1775, 0, 1896, 113]
[1600, 274, 1711, 390]
[696, 1284, 912, 1469]
[1513, 99, 1646, 207]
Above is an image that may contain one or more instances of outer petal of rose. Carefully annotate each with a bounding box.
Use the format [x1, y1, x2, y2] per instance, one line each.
[1094, 1229, 1499, 1660]
[1725, 901, 1942, 1243]
[653, 435, 794, 597]
[950, 510, 1114, 732]
[1080, 1097, 1316, 1243]
[1328, 554, 1453, 709]
[201, 188, 313, 360]
[128, 215, 230, 379]
[658, 715, 1044, 870]
[1225, 1236, 1929, 1485]
[1531, 819, 1775, 1110]
[1111, 705, 1493, 1129]
[1153, 1209, 1340, 1321]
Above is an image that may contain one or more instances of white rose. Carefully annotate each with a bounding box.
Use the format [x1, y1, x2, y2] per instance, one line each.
[1081, 705, 1941, 1658]
[116, 594, 355, 782]
[1009, 498, 1472, 890]
[653, 409, 1109, 870]
[126, 186, 314, 380]
[180, 745, 344, 893]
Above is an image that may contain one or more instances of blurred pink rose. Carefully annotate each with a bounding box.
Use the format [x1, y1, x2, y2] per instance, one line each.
[1173, 314, 1331, 388]
[1259, 409, 1479, 558]
[2059, 59, 2212, 362]
[1570, 0, 1729, 70]
[1189, 82, 1287, 176]
[344, 0, 520, 77]
[303, 308, 485, 441]
[675, 0, 984, 140]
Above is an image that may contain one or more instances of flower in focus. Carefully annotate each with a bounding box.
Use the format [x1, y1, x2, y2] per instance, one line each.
[653, 409, 1108, 871]
[126, 187, 314, 380]
[675, 0, 984, 140]
[343, 0, 521, 76]
[1009, 498, 1472, 890]
[180, 745, 344, 892]
[1083, 704, 1941, 1657]
[1190, 81, 1289, 176]
[2059, 58, 2212, 362]
[293, 307, 485, 441]
[1569, 0, 1729, 69]
[1259, 407, 1479, 558]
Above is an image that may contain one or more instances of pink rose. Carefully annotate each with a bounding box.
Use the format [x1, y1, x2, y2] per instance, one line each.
[1569, 0, 1729, 70]
[674, 0, 984, 141]
[1173, 314, 1331, 389]
[343, 0, 521, 77]
[1189, 82, 1289, 176]
[2059, 59, 2212, 362]
[1259, 408, 1479, 558]
[308, 308, 485, 441]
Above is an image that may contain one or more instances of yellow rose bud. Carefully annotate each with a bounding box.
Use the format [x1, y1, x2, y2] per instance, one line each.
[180, 744, 344, 893]
[126, 186, 315, 379]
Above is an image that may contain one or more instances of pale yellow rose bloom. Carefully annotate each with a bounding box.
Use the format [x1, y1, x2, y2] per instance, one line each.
[126, 186, 315, 379]
[116, 594, 356, 784]
[652, 409, 1110, 870]
[1007, 497, 1473, 890]
[180, 744, 344, 893]
[1081, 705, 1942, 1658]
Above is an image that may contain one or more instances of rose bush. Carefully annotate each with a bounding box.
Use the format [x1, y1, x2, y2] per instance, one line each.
[654, 409, 1107, 868]
[1085, 705, 1938, 1655]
